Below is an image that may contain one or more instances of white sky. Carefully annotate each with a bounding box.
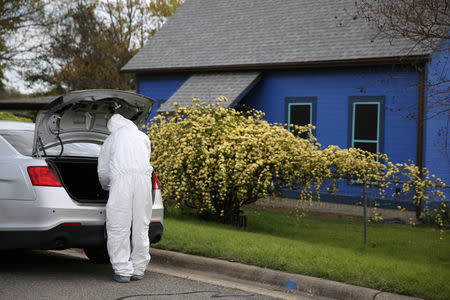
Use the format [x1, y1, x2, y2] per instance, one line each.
[2, 0, 176, 95]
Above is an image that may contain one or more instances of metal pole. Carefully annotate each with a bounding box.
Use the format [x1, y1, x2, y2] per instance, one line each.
[363, 183, 367, 245]
[416, 65, 425, 219]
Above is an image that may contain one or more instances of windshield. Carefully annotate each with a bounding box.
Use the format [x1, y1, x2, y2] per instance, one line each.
[0, 130, 101, 157]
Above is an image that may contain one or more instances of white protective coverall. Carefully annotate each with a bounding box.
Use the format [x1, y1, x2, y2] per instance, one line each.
[97, 114, 153, 277]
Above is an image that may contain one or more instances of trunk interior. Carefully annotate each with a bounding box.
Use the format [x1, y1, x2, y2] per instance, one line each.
[46, 157, 108, 203]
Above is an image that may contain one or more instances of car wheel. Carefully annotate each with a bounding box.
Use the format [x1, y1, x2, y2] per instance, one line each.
[83, 246, 110, 264]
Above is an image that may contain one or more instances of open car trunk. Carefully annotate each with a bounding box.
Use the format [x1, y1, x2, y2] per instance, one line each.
[46, 157, 108, 203]
[31, 90, 155, 204]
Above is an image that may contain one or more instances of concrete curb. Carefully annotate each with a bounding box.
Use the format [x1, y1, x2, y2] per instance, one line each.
[150, 248, 422, 300]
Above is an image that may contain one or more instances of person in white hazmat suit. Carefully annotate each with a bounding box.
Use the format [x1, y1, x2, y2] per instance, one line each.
[97, 113, 153, 283]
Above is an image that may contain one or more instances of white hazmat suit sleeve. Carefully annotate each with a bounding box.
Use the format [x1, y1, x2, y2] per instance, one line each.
[97, 114, 153, 277]
[97, 136, 112, 190]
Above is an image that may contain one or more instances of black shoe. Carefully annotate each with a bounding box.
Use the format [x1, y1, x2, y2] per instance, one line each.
[113, 274, 131, 283]
[131, 274, 144, 281]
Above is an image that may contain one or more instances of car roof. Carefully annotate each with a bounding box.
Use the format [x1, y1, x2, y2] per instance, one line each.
[0, 120, 35, 131]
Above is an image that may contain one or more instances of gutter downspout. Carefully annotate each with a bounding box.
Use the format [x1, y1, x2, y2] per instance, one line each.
[416, 64, 425, 219]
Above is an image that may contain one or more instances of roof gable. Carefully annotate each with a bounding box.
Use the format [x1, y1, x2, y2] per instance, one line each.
[158, 71, 261, 112]
[122, 0, 432, 73]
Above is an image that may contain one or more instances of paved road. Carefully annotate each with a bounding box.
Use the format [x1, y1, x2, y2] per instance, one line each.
[0, 249, 283, 300]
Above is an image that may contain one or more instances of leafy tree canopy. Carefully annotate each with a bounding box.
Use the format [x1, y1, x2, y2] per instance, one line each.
[22, 0, 183, 92]
[0, 0, 47, 91]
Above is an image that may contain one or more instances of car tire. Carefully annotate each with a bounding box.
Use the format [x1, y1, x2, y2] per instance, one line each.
[83, 246, 110, 264]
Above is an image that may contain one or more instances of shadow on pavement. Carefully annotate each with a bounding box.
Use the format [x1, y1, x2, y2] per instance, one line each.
[0, 249, 112, 281]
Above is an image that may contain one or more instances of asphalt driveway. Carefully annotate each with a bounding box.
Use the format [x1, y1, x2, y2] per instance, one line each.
[0, 249, 283, 300]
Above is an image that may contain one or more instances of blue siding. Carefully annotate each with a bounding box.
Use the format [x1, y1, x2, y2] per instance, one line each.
[242, 67, 419, 165]
[137, 73, 189, 121]
[240, 67, 428, 208]
[424, 41, 449, 192]
[136, 65, 448, 208]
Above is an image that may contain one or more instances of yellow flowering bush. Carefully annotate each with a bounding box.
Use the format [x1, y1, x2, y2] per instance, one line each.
[147, 100, 447, 225]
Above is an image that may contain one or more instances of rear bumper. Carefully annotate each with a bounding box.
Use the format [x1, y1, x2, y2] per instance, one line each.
[0, 224, 106, 250]
[0, 223, 164, 250]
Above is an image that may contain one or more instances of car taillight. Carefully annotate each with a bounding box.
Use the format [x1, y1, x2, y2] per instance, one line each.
[27, 166, 62, 187]
[152, 172, 160, 190]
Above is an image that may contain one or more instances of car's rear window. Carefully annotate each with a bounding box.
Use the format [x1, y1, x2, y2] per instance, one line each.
[0, 130, 34, 156]
[0, 130, 100, 157]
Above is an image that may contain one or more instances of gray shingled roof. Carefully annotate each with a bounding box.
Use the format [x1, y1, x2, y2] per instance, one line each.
[122, 0, 431, 72]
[158, 72, 261, 112]
[0, 96, 58, 110]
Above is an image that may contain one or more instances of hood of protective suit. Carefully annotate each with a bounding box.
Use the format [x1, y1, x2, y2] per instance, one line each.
[107, 114, 138, 133]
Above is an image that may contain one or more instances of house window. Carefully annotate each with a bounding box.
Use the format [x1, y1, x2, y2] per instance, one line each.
[349, 96, 385, 154]
[285, 97, 317, 138]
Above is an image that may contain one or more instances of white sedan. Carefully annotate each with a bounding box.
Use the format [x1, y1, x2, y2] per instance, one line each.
[0, 90, 164, 263]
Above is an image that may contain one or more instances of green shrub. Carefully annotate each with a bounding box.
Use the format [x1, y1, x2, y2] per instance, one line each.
[147, 99, 446, 225]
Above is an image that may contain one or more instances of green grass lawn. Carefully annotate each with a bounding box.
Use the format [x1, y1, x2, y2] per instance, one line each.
[154, 207, 450, 300]
[0, 112, 33, 122]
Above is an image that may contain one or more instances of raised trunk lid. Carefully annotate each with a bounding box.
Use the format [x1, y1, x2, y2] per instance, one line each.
[33, 90, 154, 157]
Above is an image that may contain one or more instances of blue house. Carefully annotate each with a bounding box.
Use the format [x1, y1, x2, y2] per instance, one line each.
[122, 0, 449, 209]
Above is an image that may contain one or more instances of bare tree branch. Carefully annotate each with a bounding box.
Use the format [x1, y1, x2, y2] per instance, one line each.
[357, 0, 449, 51]
[356, 0, 449, 119]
